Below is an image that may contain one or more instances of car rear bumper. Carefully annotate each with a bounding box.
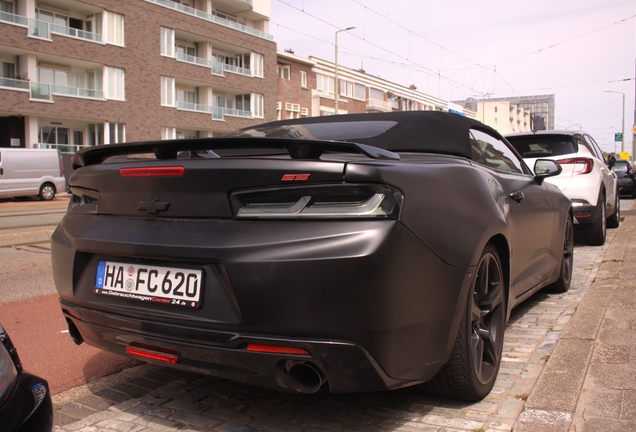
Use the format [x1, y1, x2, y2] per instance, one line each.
[61, 301, 417, 393]
[52, 213, 474, 392]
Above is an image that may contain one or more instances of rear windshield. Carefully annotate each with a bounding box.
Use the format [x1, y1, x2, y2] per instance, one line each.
[612, 162, 629, 174]
[507, 136, 577, 158]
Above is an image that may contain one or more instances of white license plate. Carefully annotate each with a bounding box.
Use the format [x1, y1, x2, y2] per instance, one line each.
[95, 260, 202, 308]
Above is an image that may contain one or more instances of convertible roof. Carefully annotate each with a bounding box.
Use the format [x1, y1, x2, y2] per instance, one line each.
[229, 111, 501, 158]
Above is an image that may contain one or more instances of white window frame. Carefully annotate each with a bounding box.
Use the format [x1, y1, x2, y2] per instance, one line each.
[160, 27, 175, 57]
[277, 65, 290, 80]
[316, 74, 334, 94]
[162, 127, 176, 140]
[104, 66, 125, 100]
[252, 93, 264, 118]
[300, 70, 307, 88]
[252, 52, 264, 78]
[104, 11, 124, 46]
[161, 76, 175, 106]
[105, 122, 125, 144]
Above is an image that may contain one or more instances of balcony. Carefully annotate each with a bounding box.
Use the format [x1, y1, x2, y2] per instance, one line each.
[223, 108, 252, 118]
[26, 82, 103, 101]
[146, 0, 273, 41]
[34, 142, 87, 153]
[0, 77, 30, 91]
[0, 10, 28, 26]
[176, 52, 251, 77]
[177, 101, 223, 120]
[367, 98, 393, 112]
[50, 23, 102, 42]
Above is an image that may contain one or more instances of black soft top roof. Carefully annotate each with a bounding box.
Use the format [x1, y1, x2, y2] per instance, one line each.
[230, 111, 499, 158]
[73, 111, 498, 168]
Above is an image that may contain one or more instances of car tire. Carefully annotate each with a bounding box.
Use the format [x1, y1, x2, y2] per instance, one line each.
[546, 214, 574, 293]
[38, 183, 56, 201]
[584, 192, 606, 246]
[420, 244, 505, 401]
[607, 189, 620, 229]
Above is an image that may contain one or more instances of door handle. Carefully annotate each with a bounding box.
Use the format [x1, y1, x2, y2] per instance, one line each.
[509, 191, 524, 203]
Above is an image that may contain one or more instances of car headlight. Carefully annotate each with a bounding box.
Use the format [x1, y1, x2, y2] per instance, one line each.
[231, 184, 402, 219]
[0, 326, 19, 408]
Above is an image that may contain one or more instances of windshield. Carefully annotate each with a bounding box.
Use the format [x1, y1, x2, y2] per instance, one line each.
[227, 121, 398, 142]
[507, 136, 577, 158]
[611, 162, 629, 174]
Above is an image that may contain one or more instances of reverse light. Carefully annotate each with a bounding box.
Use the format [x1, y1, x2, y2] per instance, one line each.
[120, 166, 185, 177]
[557, 157, 593, 174]
[126, 342, 179, 364]
[232, 184, 402, 219]
[246, 344, 309, 355]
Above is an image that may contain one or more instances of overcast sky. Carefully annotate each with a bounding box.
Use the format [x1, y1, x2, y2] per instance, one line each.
[270, 0, 635, 154]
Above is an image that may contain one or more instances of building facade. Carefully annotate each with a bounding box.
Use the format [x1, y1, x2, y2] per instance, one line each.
[276, 53, 468, 119]
[0, 0, 277, 151]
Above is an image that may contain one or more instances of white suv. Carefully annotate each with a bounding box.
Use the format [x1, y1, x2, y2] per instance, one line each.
[506, 131, 619, 246]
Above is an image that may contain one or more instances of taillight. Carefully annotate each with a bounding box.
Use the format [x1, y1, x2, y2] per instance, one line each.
[557, 158, 593, 174]
[120, 166, 185, 177]
[246, 344, 310, 355]
[126, 342, 179, 364]
[231, 184, 402, 219]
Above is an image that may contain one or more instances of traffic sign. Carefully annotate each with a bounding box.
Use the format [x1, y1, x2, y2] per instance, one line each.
[615, 132, 623, 142]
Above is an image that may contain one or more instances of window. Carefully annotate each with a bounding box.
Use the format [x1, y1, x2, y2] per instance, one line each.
[214, 95, 231, 109]
[0, 1, 14, 14]
[277, 65, 290, 80]
[86, 68, 103, 93]
[87, 124, 104, 146]
[104, 11, 124, 46]
[252, 93, 264, 118]
[107, 123, 125, 144]
[300, 70, 307, 88]
[470, 129, 524, 174]
[73, 130, 83, 146]
[354, 83, 365, 100]
[1, 61, 15, 79]
[339, 80, 353, 97]
[213, 10, 238, 23]
[176, 43, 196, 59]
[235, 94, 250, 112]
[252, 52, 264, 77]
[105, 67, 124, 100]
[160, 27, 175, 57]
[162, 127, 176, 140]
[38, 67, 69, 88]
[36, 8, 68, 27]
[177, 88, 196, 105]
[369, 88, 383, 100]
[39, 126, 69, 145]
[161, 76, 175, 106]
[316, 74, 334, 94]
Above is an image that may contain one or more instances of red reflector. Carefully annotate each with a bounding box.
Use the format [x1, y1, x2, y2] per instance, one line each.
[126, 342, 179, 364]
[575, 212, 591, 218]
[557, 158, 593, 174]
[120, 167, 185, 177]
[246, 344, 309, 355]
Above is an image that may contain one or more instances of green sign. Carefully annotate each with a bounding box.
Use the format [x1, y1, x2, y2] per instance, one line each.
[615, 132, 623, 142]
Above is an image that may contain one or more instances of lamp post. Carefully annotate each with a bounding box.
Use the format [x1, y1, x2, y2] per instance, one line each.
[604, 90, 625, 154]
[334, 26, 355, 115]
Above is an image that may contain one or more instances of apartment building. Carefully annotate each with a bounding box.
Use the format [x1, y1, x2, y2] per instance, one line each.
[276, 53, 461, 119]
[0, 0, 277, 152]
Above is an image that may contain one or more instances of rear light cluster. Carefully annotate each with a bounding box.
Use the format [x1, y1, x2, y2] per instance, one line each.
[231, 184, 403, 219]
[557, 157, 594, 174]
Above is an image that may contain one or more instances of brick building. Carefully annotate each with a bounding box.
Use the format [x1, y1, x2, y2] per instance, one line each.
[0, 0, 277, 151]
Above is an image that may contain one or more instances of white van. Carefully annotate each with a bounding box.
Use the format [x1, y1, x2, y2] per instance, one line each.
[0, 148, 67, 200]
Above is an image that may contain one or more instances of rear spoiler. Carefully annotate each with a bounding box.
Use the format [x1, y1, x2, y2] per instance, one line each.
[72, 137, 400, 169]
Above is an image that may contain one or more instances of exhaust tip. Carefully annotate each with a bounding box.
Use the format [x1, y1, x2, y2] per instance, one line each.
[66, 319, 84, 345]
[287, 362, 325, 394]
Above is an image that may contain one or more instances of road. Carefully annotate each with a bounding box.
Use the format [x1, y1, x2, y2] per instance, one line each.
[0, 195, 139, 395]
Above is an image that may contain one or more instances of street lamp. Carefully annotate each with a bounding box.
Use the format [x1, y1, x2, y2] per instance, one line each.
[334, 26, 355, 115]
[604, 90, 625, 154]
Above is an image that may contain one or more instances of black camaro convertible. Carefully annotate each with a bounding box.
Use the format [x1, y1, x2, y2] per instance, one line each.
[52, 112, 573, 400]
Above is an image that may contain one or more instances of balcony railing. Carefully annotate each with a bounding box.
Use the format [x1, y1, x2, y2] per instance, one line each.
[50, 23, 102, 42]
[51, 84, 103, 99]
[28, 19, 50, 39]
[367, 98, 393, 112]
[177, 101, 224, 120]
[176, 52, 212, 68]
[223, 107, 252, 118]
[223, 63, 251, 76]
[0, 77, 30, 91]
[0, 10, 28, 26]
[30, 82, 51, 100]
[146, 0, 273, 41]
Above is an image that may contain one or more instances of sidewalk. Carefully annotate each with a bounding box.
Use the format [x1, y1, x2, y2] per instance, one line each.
[51, 204, 635, 432]
[514, 206, 636, 432]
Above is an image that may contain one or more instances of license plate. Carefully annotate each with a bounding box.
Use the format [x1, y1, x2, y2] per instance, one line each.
[95, 260, 202, 308]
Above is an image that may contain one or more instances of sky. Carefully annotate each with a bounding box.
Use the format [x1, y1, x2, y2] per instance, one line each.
[269, 0, 636, 155]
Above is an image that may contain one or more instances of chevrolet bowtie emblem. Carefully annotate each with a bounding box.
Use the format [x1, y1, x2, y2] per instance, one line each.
[138, 199, 170, 214]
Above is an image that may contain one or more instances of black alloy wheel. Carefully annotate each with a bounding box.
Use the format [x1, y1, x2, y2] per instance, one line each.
[421, 244, 505, 400]
[547, 215, 574, 293]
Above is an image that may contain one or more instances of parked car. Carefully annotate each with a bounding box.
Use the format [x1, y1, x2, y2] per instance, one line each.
[52, 112, 572, 401]
[611, 159, 636, 198]
[0, 148, 66, 201]
[506, 131, 619, 246]
[0, 324, 53, 432]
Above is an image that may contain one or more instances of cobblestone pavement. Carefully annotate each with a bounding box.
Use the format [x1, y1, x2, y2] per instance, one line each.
[52, 203, 629, 432]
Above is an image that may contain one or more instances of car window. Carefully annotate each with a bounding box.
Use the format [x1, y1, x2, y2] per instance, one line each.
[470, 129, 524, 174]
[612, 162, 628, 174]
[507, 136, 576, 158]
[584, 135, 605, 161]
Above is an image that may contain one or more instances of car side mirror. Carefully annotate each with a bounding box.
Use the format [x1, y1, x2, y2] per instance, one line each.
[607, 154, 616, 169]
[534, 159, 562, 184]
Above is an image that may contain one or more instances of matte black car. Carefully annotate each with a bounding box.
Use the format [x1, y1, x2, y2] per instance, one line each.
[611, 159, 636, 198]
[0, 324, 53, 432]
[52, 112, 573, 401]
